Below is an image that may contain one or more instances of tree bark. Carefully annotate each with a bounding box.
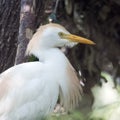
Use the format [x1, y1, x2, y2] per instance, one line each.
[0, 0, 20, 72]
[0, 0, 54, 72]
[15, 0, 35, 64]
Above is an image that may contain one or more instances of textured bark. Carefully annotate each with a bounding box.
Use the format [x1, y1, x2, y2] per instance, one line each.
[15, 0, 35, 64]
[0, 0, 54, 72]
[0, 0, 20, 72]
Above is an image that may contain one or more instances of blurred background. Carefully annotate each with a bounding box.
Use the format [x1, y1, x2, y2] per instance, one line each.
[0, 0, 120, 119]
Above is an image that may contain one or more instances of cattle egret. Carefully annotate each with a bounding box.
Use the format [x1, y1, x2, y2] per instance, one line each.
[0, 23, 95, 120]
[89, 72, 120, 120]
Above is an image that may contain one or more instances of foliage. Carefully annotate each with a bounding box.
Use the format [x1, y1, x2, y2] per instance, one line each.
[49, 110, 85, 120]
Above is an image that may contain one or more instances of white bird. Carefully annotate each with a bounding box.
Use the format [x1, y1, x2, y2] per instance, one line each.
[92, 72, 120, 109]
[0, 23, 95, 120]
[89, 72, 120, 120]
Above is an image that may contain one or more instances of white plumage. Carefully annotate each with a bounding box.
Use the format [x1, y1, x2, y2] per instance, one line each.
[90, 72, 120, 120]
[0, 23, 94, 120]
[92, 72, 119, 109]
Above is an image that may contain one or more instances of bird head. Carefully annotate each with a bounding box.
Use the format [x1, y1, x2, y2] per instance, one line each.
[26, 23, 95, 55]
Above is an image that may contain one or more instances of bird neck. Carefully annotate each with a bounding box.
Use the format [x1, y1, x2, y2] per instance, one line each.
[33, 48, 66, 62]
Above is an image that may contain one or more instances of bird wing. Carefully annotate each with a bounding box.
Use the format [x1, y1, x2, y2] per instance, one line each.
[59, 60, 82, 110]
[0, 62, 59, 119]
[0, 62, 43, 99]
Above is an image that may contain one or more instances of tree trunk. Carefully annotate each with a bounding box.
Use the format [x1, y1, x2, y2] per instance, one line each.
[14, 0, 36, 64]
[0, 0, 20, 72]
[0, 0, 50, 72]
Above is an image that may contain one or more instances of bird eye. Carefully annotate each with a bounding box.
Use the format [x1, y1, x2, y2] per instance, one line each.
[58, 32, 64, 37]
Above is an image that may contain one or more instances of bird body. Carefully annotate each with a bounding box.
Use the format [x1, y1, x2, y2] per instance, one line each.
[91, 72, 120, 109]
[90, 72, 120, 120]
[0, 23, 94, 120]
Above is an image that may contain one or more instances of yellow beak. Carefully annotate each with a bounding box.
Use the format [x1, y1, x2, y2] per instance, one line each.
[59, 32, 95, 45]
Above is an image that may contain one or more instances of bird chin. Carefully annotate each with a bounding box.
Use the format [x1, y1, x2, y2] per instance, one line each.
[66, 42, 78, 48]
[60, 42, 78, 54]
[58, 42, 78, 53]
